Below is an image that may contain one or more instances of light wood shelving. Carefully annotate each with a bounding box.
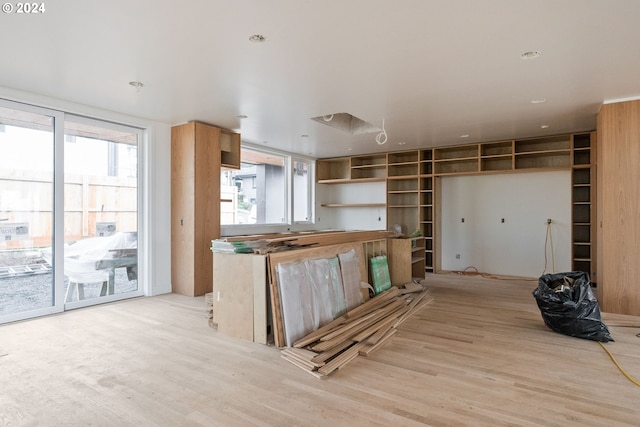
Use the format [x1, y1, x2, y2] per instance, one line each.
[320, 203, 386, 208]
[570, 132, 596, 284]
[317, 154, 387, 183]
[388, 236, 426, 285]
[316, 131, 595, 282]
[480, 141, 513, 172]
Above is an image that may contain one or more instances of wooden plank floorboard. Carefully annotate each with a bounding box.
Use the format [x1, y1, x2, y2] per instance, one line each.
[1, 274, 639, 426]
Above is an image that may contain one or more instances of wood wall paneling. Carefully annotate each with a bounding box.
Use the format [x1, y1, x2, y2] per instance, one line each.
[597, 101, 640, 315]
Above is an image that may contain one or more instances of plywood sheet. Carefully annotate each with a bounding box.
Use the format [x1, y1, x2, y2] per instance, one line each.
[213, 253, 254, 341]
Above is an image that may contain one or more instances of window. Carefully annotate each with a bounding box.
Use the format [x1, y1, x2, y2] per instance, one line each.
[221, 147, 314, 229]
[221, 147, 287, 225]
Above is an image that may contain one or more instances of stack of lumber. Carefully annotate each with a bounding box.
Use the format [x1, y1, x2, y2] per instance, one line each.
[280, 284, 432, 378]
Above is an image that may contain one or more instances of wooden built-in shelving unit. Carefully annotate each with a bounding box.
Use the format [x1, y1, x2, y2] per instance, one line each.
[316, 131, 597, 281]
[317, 154, 386, 183]
[570, 132, 596, 284]
[388, 236, 426, 285]
[220, 129, 241, 169]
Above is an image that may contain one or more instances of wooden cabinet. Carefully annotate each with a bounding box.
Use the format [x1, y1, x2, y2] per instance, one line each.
[172, 121, 239, 296]
[220, 129, 241, 169]
[597, 101, 640, 315]
[388, 237, 426, 285]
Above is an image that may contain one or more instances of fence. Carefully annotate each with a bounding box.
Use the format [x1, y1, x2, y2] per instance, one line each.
[0, 169, 136, 249]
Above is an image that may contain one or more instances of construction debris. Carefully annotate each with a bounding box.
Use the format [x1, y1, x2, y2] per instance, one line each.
[280, 286, 433, 378]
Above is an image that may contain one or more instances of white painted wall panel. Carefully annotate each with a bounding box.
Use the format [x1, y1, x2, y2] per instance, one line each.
[440, 171, 571, 278]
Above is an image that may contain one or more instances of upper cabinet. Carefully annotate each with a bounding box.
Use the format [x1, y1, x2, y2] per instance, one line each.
[220, 129, 241, 169]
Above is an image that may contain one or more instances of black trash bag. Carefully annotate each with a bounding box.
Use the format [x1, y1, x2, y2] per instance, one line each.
[532, 271, 613, 342]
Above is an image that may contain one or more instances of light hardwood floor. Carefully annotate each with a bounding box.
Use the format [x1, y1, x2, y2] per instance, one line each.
[1, 274, 639, 427]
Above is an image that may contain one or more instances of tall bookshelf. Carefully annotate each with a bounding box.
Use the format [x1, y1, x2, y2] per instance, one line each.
[420, 149, 435, 273]
[386, 151, 420, 237]
[571, 132, 596, 284]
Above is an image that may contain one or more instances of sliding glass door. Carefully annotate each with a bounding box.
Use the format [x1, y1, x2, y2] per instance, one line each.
[0, 101, 61, 320]
[0, 99, 144, 323]
[62, 116, 141, 306]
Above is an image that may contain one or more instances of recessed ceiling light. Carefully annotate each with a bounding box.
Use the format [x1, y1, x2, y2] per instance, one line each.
[531, 98, 547, 104]
[541, 124, 550, 129]
[460, 134, 470, 138]
[249, 34, 267, 43]
[521, 50, 541, 59]
[236, 114, 248, 119]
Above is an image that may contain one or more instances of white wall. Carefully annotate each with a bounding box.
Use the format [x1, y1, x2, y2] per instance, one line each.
[146, 122, 172, 295]
[315, 181, 387, 231]
[440, 171, 571, 278]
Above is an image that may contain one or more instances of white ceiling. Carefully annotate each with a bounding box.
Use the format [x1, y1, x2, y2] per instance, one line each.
[2, 0, 640, 158]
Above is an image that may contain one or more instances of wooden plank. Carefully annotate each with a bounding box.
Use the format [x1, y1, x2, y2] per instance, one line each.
[359, 328, 397, 357]
[290, 287, 399, 348]
[252, 255, 268, 345]
[284, 347, 319, 360]
[280, 353, 316, 370]
[311, 299, 407, 352]
[366, 320, 395, 345]
[280, 355, 326, 379]
[293, 315, 348, 348]
[392, 290, 430, 328]
[319, 309, 387, 342]
[281, 349, 325, 368]
[317, 342, 367, 376]
[400, 281, 424, 294]
[344, 287, 400, 319]
[311, 340, 355, 364]
[227, 230, 391, 247]
[352, 305, 409, 342]
[270, 272, 285, 347]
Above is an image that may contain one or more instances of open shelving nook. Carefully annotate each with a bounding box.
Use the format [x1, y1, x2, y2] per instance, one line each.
[317, 154, 386, 183]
